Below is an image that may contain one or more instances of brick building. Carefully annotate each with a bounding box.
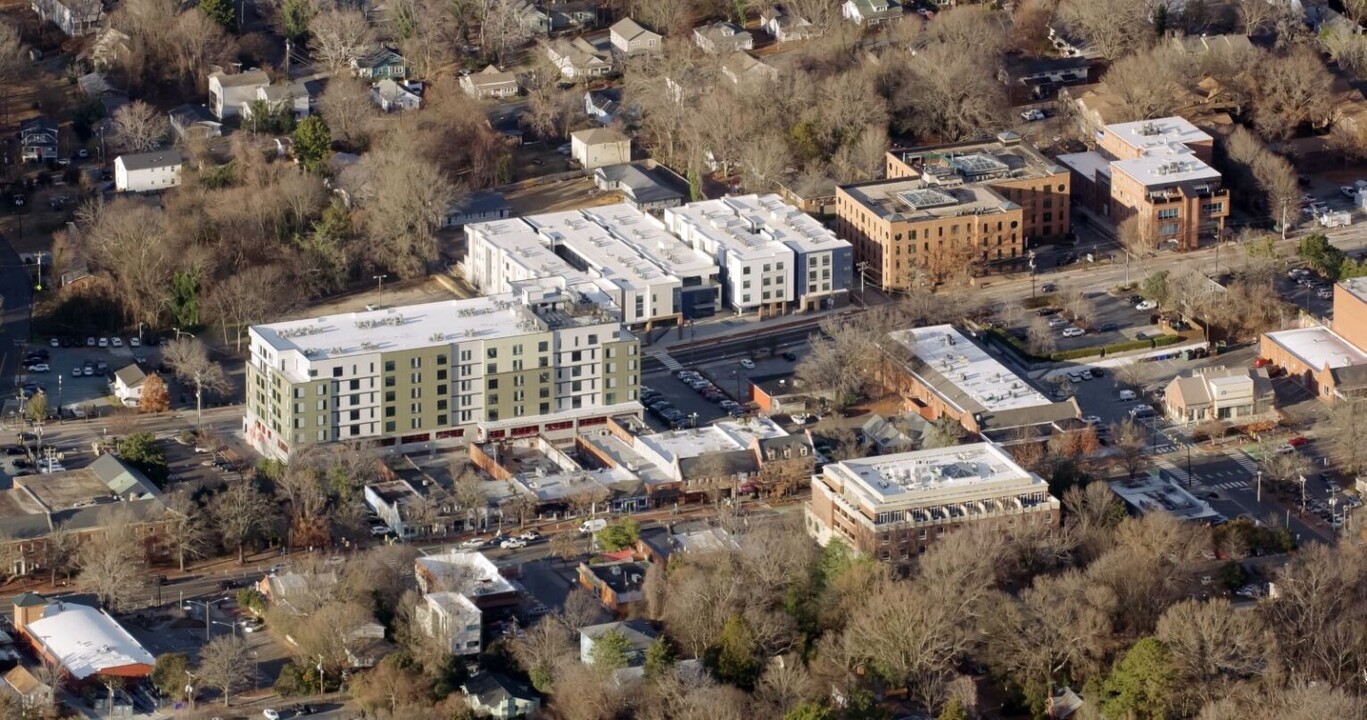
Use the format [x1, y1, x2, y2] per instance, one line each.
[805, 443, 1060, 570]
[1059, 116, 1229, 252]
[834, 134, 1069, 289]
[1260, 277, 1367, 401]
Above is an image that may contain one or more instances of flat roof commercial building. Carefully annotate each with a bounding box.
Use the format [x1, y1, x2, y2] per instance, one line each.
[1259, 276, 1367, 403]
[243, 285, 641, 460]
[663, 194, 853, 314]
[883, 324, 1080, 437]
[835, 133, 1069, 290]
[1058, 116, 1229, 252]
[14, 597, 155, 680]
[465, 205, 721, 327]
[805, 442, 1060, 568]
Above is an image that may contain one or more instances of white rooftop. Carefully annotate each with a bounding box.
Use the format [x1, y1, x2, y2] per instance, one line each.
[1108, 471, 1219, 521]
[24, 602, 155, 679]
[888, 324, 1052, 413]
[637, 417, 788, 461]
[1112, 148, 1221, 187]
[256, 294, 559, 362]
[667, 194, 848, 261]
[1341, 276, 1367, 304]
[828, 442, 1046, 505]
[1107, 117, 1211, 154]
[1265, 326, 1367, 371]
[517, 465, 637, 500]
[470, 218, 583, 281]
[578, 205, 720, 278]
[1055, 151, 1112, 181]
[417, 550, 516, 597]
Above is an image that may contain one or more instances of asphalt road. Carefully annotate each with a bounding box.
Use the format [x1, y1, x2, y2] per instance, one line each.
[0, 234, 32, 394]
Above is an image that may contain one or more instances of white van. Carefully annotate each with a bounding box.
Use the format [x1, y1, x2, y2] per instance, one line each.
[579, 518, 608, 535]
[1118, 389, 1137, 401]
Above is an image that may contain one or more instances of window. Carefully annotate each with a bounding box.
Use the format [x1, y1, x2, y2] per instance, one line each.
[332, 367, 343, 378]
[512, 344, 522, 356]
[1202, 202, 1224, 214]
[384, 360, 395, 372]
[538, 341, 549, 352]
[486, 348, 497, 359]
[437, 369, 447, 380]
[348, 379, 360, 391]
[1158, 208, 1180, 220]
[488, 379, 498, 390]
[349, 410, 360, 421]
[487, 363, 497, 373]
[385, 421, 395, 432]
[743, 265, 752, 274]
[588, 334, 598, 345]
[437, 399, 448, 411]
[436, 354, 447, 365]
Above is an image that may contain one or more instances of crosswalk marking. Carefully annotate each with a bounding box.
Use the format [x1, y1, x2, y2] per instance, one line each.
[1157, 460, 1189, 484]
[647, 347, 683, 372]
[1210, 481, 1250, 491]
[1227, 450, 1261, 475]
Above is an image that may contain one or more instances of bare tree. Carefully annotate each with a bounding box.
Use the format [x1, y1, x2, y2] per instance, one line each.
[1103, 45, 1195, 121]
[77, 507, 146, 612]
[112, 100, 170, 152]
[1110, 418, 1151, 478]
[164, 492, 206, 572]
[1057, 0, 1153, 59]
[1026, 315, 1056, 357]
[1251, 47, 1335, 142]
[197, 635, 256, 706]
[318, 78, 377, 149]
[346, 133, 457, 278]
[204, 265, 298, 351]
[41, 523, 79, 586]
[1325, 397, 1367, 477]
[162, 338, 229, 430]
[1259, 448, 1312, 491]
[480, 0, 532, 66]
[210, 480, 275, 563]
[310, 9, 375, 73]
[0, 23, 25, 125]
[1156, 598, 1272, 711]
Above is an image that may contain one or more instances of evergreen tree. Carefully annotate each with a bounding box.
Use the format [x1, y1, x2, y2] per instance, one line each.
[199, 0, 237, 32]
[710, 614, 761, 690]
[291, 116, 333, 174]
[1100, 637, 1177, 720]
[643, 637, 677, 682]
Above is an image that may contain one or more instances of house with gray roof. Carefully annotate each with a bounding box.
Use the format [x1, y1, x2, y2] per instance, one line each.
[693, 21, 754, 54]
[610, 17, 661, 56]
[579, 620, 657, 666]
[842, 0, 902, 24]
[592, 164, 685, 211]
[114, 151, 184, 193]
[1163, 366, 1275, 426]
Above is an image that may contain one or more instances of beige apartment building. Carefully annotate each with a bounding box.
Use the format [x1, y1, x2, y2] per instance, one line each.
[1060, 117, 1229, 252]
[835, 133, 1070, 290]
[244, 284, 641, 460]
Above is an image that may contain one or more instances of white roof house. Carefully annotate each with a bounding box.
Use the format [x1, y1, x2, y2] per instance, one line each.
[415, 550, 517, 597]
[207, 69, 270, 119]
[418, 592, 483, 656]
[22, 602, 155, 680]
[461, 65, 520, 99]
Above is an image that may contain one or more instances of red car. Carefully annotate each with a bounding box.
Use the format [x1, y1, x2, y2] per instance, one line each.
[1252, 357, 1272, 368]
[1288, 436, 1310, 447]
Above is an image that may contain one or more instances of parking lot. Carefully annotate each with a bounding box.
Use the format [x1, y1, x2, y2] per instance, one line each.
[641, 348, 808, 432]
[16, 336, 169, 415]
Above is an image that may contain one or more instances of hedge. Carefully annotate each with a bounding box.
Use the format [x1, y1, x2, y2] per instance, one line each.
[988, 327, 1186, 364]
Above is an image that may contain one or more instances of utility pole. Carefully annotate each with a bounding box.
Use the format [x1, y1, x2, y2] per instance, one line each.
[373, 274, 389, 305]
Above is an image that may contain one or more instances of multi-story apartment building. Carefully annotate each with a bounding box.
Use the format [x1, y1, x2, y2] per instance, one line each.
[465, 205, 721, 327]
[243, 286, 641, 460]
[664, 194, 853, 314]
[805, 442, 1060, 570]
[1059, 116, 1229, 251]
[835, 133, 1070, 290]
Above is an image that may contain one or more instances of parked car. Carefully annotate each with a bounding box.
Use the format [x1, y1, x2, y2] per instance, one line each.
[111, 337, 123, 347]
[1253, 357, 1272, 368]
[739, 358, 755, 369]
[500, 538, 527, 549]
[1097, 322, 1119, 332]
[1288, 436, 1310, 447]
[1047, 315, 1069, 328]
[1135, 300, 1158, 311]
[25, 363, 49, 373]
[1274, 444, 1297, 455]
[519, 530, 541, 541]
[1062, 326, 1085, 338]
[781, 351, 798, 362]
[1020, 108, 1046, 122]
[1128, 403, 1154, 417]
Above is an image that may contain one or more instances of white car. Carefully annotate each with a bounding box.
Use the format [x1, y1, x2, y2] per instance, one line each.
[1061, 326, 1085, 338]
[1082, 415, 1102, 425]
[97, 337, 109, 348]
[1342, 186, 1359, 198]
[460, 537, 487, 549]
[263, 710, 281, 720]
[48, 337, 58, 347]
[129, 337, 141, 347]
[739, 358, 755, 369]
[111, 337, 123, 347]
[1128, 403, 1155, 417]
[790, 412, 811, 424]
[1135, 300, 1158, 311]
[1275, 444, 1296, 455]
[25, 363, 49, 373]
[500, 538, 527, 549]
[1020, 109, 1046, 122]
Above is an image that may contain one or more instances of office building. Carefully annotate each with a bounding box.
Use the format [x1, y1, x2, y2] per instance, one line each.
[664, 194, 853, 314]
[1260, 277, 1367, 402]
[805, 442, 1060, 569]
[1162, 366, 1275, 425]
[465, 205, 721, 327]
[243, 285, 641, 460]
[1058, 116, 1229, 252]
[835, 133, 1069, 290]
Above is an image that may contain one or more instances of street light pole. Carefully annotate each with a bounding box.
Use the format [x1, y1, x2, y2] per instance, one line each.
[373, 274, 389, 304]
[1256, 469, 1262, 503]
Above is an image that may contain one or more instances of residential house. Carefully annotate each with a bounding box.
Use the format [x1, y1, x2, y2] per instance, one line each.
[416, 592, 482, 656]
[571, 127, 631, 170]
[351, 48, 407, 80]
[461, 66, 520, 100]
[207, 69, 271, 120]
[255, 570, 338, 613]
[168, 105, 222, 143]
[762, 5, 820, 42]
[578, 560, 650, 612]
[371, 78, 422, 112]
[1163, 366, 1275, 425]
[777, 175, 838, 215]
[842, 0, 902, 25]
[860, 413, 925, 453]
[518, 0, 598, 33]
[0, 665, 53, 711]
[461, 672, 540, 719]
[585, 88, 636, 126]
[721, 52, 779, 86]
[579, 620, 657, 667]
[20, 118, 58, 163]
[30, 0, 102, 36]
[546, 37, 613, 79]
[610, 17, 662, 56]
[242, 83, 311, 121]
[83, 28, 130, 70]
[694, 21, 754, 54]
[444, 191, 512, 227]
[111, 364, 147, 401]
[999, 56, 1098, 104]
[114, 151, 184, 193]
[1047, 24, 1099, 58]
[593, 164, 685, 211]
